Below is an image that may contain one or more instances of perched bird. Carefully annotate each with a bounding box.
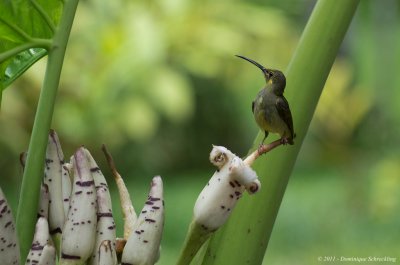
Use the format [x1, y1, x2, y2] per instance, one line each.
[236, 55, 295, 145]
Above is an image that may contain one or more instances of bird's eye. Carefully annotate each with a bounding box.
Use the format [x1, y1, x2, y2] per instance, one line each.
[269, 72, 273, 78]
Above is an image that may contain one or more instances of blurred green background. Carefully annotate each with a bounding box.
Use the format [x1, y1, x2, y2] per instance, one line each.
[1, 0, 400, 264]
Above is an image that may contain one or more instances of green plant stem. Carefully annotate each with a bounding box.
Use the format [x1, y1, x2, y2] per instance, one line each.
[200, 1, 360, 264]
[176, 220, 212, 265]
[15, 0, 79, 261]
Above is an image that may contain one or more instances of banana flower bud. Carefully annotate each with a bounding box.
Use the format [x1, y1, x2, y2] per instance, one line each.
[60, 147, 97, 265]
[62, 163, 72, 221]
[38, 245, 56, 265]
[101, 144, 137, 240]
[177, 146, 261, 265]
[98, 240, 117, 265]
[85, 149, 117, 265]
[45, 130, 68, 240]
[37, 184, 49, 219]
[25, 217, 51, 265]
[194, 145, 260, 231]
[116, 173, 137, 240]
[0, 187, 20, 265]
[121, 176, 164, 265]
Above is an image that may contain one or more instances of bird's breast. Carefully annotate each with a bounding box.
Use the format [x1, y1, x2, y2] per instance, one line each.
[253, 94, 289, 136]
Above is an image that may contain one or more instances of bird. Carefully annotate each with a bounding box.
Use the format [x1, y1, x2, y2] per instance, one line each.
[236, 55, 295, 145]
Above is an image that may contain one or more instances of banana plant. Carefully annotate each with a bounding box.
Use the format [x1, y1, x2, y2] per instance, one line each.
[0, 0, 361, 264]
[1, 0, 79, 261]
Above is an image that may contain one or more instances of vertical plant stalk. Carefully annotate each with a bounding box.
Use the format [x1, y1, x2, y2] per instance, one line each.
[16, 0, 80, 261]
[177, 145, 263, 265]
[200, 1, 360, 264]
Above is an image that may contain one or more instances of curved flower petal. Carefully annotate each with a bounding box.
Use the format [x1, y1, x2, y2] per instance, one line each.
[38, 245, 56, 265]
[60, 147, 97, 264]
[85, 148, 116, 265]
[121, 176, 164, 265]
[101, 145, 137, 240]
[45, 130, 67, 239]
[0, 187, 20, 265]
[26, 217, 50, 265]
[98, 240, 117, 265]
[37, 184, 49, 219]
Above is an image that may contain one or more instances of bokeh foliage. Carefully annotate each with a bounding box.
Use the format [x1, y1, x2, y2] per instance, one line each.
[0, 0, 399, 264]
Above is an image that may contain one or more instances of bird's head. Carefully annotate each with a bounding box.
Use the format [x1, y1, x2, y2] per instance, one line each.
[236, 55, 286, 95]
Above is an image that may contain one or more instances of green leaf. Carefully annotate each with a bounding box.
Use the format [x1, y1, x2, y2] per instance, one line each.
[0, 0, 63, 97]
[1, 48, 47, 87]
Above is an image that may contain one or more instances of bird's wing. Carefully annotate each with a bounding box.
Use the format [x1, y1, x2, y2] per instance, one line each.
[275, 96, 294, 137]
[251, 101, 255, 114]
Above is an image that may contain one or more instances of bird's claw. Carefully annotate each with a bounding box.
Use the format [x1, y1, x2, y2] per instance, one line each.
[280, 138, 289, 145]
[257, 143, 265, 155]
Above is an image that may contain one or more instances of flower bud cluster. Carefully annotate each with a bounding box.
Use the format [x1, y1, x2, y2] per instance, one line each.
[0, 130, 165, 265]
[2, 134, 262, 265]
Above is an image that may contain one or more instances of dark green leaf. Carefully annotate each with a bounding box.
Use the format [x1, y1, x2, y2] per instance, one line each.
[0, 0, 63, 97]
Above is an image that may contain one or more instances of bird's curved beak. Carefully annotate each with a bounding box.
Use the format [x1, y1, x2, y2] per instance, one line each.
[235, 55, 271, 79]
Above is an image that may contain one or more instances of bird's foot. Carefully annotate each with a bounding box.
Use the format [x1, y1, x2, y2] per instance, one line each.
[280, 138, 289, 145]
[281, 137, 295, 145]
[257, 143, 266, 155]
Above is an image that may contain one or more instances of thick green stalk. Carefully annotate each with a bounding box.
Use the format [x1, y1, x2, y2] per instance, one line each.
[16, 0, 79, 261]
[200, 1, 359, 264]
[176, 220, 211, 265]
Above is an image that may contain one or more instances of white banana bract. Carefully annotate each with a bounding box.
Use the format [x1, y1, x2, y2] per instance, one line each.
[3, 131, 169, 265]
[25, 217, 51, 265]
[45, 130, 67, 239]
[193, 146, 261, 231]
[90, 185, 117, 265]
[0, 187, 20, 265]
[60, 147, 97, 265]
[114, 168, 137, 239]
[121, 176, 164, 265]
[98, 240, 117, 265]
[84, 149, 117, 265]
[37, 184, 50, 219]
[102, 144, 137, 240]
[229, 156, 260, 194]
[62, 163, 72, 221]
[38, 245, 56, 265]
